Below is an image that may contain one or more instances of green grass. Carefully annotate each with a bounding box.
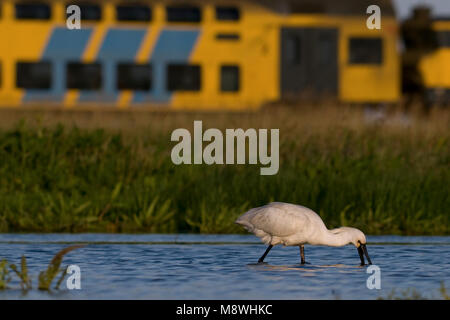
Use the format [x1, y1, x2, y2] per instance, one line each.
[0, 107, 448, 234]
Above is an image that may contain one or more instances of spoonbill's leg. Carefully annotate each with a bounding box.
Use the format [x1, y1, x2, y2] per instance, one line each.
[357, 246, 365, 266]
[258, 245, 273, 263]
[361, 244, 372, 265]
[299, 245, 306, 264]
[357, 244, 372, 266]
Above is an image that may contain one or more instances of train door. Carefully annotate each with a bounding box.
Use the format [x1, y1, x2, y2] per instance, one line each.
[280, 28, 338, 99]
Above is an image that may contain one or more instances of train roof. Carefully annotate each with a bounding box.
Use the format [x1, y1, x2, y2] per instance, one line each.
[40, 0, 396, 17]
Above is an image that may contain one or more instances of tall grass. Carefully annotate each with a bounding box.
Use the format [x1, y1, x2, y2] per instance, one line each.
[378, 282, 450, 300]
[0, 245, 83, 291]
[0, 106, 448, 234]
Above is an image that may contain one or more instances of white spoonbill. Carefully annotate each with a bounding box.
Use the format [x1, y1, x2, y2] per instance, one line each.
[235, 202, 372, 265]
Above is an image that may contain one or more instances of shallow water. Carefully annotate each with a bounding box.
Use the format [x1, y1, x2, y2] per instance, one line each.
[0, 234, 448, 299]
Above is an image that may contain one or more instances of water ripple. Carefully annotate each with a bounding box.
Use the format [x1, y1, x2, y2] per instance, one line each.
[0, 234, 448, 299]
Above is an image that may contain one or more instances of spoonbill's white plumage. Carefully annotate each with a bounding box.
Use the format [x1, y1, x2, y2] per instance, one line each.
[235, 202, 372, 265]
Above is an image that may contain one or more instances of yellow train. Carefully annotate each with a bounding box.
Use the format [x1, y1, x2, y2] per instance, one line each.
[0, 0, 401, 109]
[419, 18, 450, 105]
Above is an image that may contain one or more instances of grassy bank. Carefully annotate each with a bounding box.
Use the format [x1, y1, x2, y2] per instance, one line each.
[0, 106, 448, 234]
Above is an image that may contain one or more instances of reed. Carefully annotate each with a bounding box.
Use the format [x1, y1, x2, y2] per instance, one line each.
[378, 282, 450, 300]
[38, 245, 85, 290]
[0, 245, 83, 291]
[0, 106, 448, 234]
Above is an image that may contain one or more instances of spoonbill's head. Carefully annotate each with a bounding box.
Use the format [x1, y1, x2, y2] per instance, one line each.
[334, 227, 372, 265]
[351, 228, 372, 266]
[346, 227, 367, 247]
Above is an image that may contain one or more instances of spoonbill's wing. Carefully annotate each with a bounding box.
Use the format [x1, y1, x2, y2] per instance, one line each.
[236, 203, 311, 237]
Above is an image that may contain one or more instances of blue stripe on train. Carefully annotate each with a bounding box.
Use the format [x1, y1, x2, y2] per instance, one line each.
[78, 28, 146, 103]
[23, 28, 92, 102]
[132, 29, 200, 104]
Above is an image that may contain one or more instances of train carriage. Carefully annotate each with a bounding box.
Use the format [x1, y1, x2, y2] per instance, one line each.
[0, 0, 400, 109]
[419, 18, 450, 105]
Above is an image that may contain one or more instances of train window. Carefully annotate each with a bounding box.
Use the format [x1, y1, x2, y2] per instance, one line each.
[285, 35, 302, 65]
[290, 3, 325, 13]
[116, 4, 152, 22]
[216, 7, 240, 21]
[15, 3, 51, 20]
[167, 64, 201, 91]
[117, 63, 151, 90]
[220, 65, 240, 92]
[437, 31, 450, 47]
[349, 38, 383, 64]
[66, 62, 102, 90]
[166, 6, 201, 23]
[16, 62, 52, 89]
[66, 3, 101, 21]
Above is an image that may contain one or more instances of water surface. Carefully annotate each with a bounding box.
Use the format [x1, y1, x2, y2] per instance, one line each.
[0, 234, 448, 299]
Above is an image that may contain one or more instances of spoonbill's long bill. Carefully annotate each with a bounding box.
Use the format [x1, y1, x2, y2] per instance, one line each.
[235, 202, 372, 266]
